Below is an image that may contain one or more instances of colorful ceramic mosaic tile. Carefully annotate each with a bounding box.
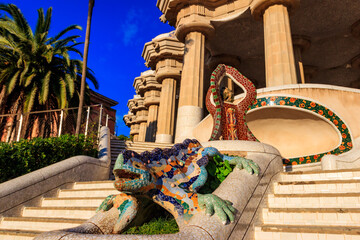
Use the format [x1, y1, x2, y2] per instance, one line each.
[249, 96, 353, 165]
[206, 64, 257, 141]
[96, 139, 259, 233]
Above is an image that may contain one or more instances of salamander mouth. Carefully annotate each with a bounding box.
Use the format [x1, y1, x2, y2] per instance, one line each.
[114, 169, 141, 181]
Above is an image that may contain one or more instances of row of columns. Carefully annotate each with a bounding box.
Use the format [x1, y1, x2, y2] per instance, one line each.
[124, 33, 184, 143]
[125, 0, 316, 143]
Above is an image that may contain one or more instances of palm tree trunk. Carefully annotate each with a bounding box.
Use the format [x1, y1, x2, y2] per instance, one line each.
[76, 0, 95, 135]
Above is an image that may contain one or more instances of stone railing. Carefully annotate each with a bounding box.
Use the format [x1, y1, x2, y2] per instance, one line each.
[322, 137, 360, 170]
[0, 126, 111, 217]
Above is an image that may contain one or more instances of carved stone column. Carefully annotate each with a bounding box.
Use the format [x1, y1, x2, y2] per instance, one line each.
[142, 32, 184, 143]
[174, 12, 215, 142]
[126, 99, 139, 140]
[292, 35, 311, 84]
[132, 98, 148, 142]
[252, 0, 300, 87]
[144, 88, 161, 142]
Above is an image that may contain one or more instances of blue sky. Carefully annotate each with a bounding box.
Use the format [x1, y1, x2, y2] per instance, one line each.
[3, 0, 174, 136]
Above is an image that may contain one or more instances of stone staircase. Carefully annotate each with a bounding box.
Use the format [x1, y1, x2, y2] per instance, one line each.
[0, 140, 173, 239]
[255, 168, 360, 239]
[0, 181, 117, 240]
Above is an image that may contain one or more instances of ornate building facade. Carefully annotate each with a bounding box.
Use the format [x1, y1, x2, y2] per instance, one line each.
[124, 0, 360, 166]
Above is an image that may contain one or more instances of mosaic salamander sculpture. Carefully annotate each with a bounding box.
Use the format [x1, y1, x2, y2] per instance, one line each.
[96, 139, 259, 233]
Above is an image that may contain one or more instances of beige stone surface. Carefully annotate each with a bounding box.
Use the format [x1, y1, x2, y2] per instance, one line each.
[257, 85, 360, 139]
[156, 78, 177, 143]
[263, 4, 297, 86]
[174, 31, 207, 142]
[145, 105, 159, 142]
[247, 107, 340, 158]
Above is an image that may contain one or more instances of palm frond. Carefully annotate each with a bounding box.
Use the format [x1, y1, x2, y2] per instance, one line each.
[24, 72, 36, 87]
[64, 73, 75, 97]
[48, 24, 82, 44]
[39, 71, 51, 104]
[19, 61, 29, 85]
[7, 70, 20, 94]
[23, 85, 37, 112]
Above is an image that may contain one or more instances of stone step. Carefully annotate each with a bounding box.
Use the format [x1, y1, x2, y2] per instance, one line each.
[262, 208, 360, 226]
[0, 217, 84, 232]
[267, 193, 360, 209]
[57, 188, 119, 198]
[254, 225, 360, 240]
[22, 207, 97, 219]
[274, 179, 360, 194]
[72, 181, 113, 190]
[0, 229, 41, 240]
[41, 197, 105, 208]
[281, 169, 360, 182]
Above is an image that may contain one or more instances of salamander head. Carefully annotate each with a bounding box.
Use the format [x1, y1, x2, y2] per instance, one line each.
[113, 153, 153, 193]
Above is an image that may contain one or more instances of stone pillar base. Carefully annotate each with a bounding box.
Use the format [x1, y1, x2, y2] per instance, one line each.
[155, 134, 173, 144]
[174, 106, 203, 143]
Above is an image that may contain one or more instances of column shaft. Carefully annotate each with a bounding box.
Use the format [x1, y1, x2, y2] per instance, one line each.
[156, 78, 177, 143]
[145, 105, 159, 142]
[175, 32, 205, 142]
[263, 4, 297, 86]
[138, 122, 147, 142]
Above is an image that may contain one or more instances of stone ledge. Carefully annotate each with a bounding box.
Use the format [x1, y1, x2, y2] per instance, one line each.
[0, 126, 111, 217]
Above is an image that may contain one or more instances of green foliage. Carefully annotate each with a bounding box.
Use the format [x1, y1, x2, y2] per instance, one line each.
[117, 134, 130, 141]
[123, 217, 179, 235]
[199, 154, 235, 194]
[0, 134, 98, 183]
[0, 4, 98, 114]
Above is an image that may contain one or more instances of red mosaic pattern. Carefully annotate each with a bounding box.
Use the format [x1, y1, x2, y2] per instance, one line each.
[250, 96, 353, 165]
[206, 64, 257, 141]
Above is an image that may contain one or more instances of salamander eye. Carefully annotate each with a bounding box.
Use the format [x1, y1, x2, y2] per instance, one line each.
[133, 163, 141, 168]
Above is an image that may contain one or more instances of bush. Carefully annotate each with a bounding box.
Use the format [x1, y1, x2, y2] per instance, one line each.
[0, 134, 98, 183]
[198, 154, 235, 194]
[117, 134, 130, 141]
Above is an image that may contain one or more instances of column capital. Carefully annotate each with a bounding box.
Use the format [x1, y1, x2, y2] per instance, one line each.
[123, 112, 135, 127]
[130, 124, 140, 135]
[175, 17, 215, 43]
[142, 31, 184, 69]
[144, 90, 161, 107]
[292, 35, 311, 52]
[155, 60, 182, 83]
[251, 0, 300, 20]
[133, 70, 157, 96]
[132, 97, 147, 113]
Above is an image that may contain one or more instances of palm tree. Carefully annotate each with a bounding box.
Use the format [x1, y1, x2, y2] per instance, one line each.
[76, 0, 95, 135]
[0, 4, 98, 140]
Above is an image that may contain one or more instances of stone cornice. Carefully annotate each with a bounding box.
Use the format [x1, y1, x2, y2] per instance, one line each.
[131, 98, 147, 112]
[133, 70, 159, 95]
[156, 0, 244, 26]
[123, 113, 135, 127]
[142, 36, 184, 69]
